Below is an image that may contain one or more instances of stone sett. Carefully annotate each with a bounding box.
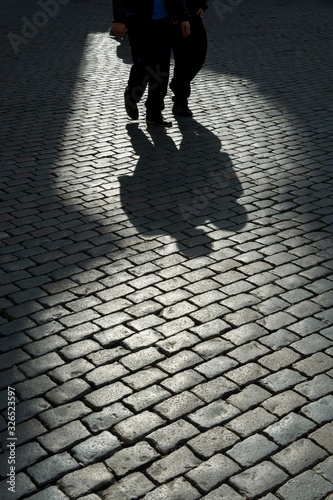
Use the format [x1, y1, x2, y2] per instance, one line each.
[187, 426, 240, 459]
[309, 422, 333, 454]
[58, 463, 114, 498]
[264, 412, 317, 446]
[71, 431, 122, 465]
[143, 477, 201, 500]
[161, 369, 205, 393]
[84, 381, 132, 410]
[146, 446, 201, 484]
[113, 411, 165, 443]
[191, 375, 238, 403]
[154, 391, 204, 421]
[27, 451, 79, 486]
[277, 470, 333, 500]
[39, 401, 91, 429]
[227, 433, 279, 467]
[188, 400, 241, 430]
[105, 441, 159, 477]
[46, 378, 91, 405]
[230, 461, 289, 499]
[147, 418, 199, 453]
[185, 453, 241, 493]
[272, 438, 328, 475]
[37, 420, 91, 453]
[101, 472, 154, 500]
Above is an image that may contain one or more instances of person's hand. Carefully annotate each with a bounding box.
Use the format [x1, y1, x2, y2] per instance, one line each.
[197, 8, 204, 17]
[112, 22, 127, 37]
[181, 20, 190, 38]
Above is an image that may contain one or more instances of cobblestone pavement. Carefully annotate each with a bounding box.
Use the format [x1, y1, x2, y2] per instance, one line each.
[1, 0, 333, 498]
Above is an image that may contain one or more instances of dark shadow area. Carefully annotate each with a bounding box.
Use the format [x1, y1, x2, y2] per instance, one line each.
[120, 119, 247, 258]
[204, 0, 333, 137]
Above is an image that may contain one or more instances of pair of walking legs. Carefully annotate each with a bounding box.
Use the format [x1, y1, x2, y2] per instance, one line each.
[125, 16, 172, 126]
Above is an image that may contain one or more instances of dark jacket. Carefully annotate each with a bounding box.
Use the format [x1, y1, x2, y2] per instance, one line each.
[113, 0, 189, 23]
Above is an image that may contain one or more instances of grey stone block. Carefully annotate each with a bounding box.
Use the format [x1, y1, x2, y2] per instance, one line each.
[0, 472, 36, 499]
[201, 484, 245, 499]
[230, 461, 289, 498]
[72, 431, 121, 465]
[147, 446, 201, 484]
[261, 368, 306, 392]
[188, 400, 240, 429]
[191, 376, 238, 403]
[309, 422, 333, 453]
[186, 453, 241, 493]
[123, 367, 168, 390]
[0, 442, 47, 477]
[187, 426, 240, 459]
[227, 383, 271, 411]
[226, 407, 277, 437]
[58, 463, 114, 498]
[225, 362, 269, 386]
[143, 477, 201, 500]
[161, 369, 205, 393]
[227, 433, 278, 467]
[154, 391, 204, 421]
[157, 350, 202, 374]
[277, 470, 333, 500]
[84, 362, 129, 387]
[25, 486, 69, 500]
[293, 352, 333, 376]
[39, 401, 91, 429]
[195, 355, 238, 378]
[113, 411, 165, 443]
[105, 441, 159, 477]
[38, 420, 90, 453]
[15, 418, 47, 447]
[121, 347, 165, 370]
[228, 341, 270, 363]
[301, 395, 333, 424]
[123, 385, 171, 412]
[272, 438, 328, 475]
[84, 382, 132, 410]
[49, 359, 94, 383]
[192, 338, 233, 360]
[295, 374, 333, 401]
[264, 412, 317, 446]
[27, 451, 79, 486]
[15, 398, 52, 424]
[46, 378, 91, 405]
[259, 347, 301, 371]
[147, 419, 199, 453]
[313, 456, 333, 484]
[82, 403, 133, 433]
[101, 472, 154, 500]
[262, 390, 307, 416]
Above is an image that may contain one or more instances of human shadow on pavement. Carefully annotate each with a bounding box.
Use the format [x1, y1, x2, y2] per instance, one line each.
[119, 119, 247, 257]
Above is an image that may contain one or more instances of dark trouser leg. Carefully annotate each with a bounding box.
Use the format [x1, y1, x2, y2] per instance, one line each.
[126, 17, 150, 104]
[145, 17, 171, 113]
[126, 16, 171, 114]
[171, 17, 207, 107]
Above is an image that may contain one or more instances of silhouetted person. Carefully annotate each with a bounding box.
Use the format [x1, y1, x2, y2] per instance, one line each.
[112, 0, 190, 127]
[170, 0, 208, 116]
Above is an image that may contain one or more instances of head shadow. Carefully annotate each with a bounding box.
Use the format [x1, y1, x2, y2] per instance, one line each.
[119, 118, 248, 257]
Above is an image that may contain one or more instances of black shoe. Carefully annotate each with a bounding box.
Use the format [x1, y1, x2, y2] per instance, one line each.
[146, 112, 172, 128]
[124, 88, 138, 120]
[172, 104, 193, 117]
